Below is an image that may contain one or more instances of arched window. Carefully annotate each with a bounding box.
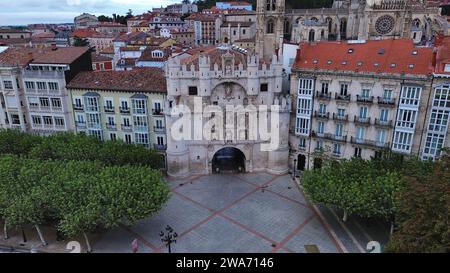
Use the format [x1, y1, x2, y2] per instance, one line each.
[267, 19, 275, 34]
[266, 0, 276, 11]
[308, 29, 315, 42]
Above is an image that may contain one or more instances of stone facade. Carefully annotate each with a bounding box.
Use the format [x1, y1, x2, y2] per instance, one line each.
[286, 0, 447, 43]
[165, 0, 291, 178]
[289, 39, 435, 171]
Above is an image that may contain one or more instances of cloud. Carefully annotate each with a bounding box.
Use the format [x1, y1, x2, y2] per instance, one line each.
[0, 0, 178, 25]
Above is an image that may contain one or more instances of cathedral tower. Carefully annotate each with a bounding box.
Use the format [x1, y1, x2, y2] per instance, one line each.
[255, 0, 285, 61]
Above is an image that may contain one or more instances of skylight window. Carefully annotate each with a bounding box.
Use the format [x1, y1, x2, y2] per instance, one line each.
[342, 61, 348, 65]
[378, 48, 385, 55]
[313, 60, 318, 64]
[374, 63, 379, 67]
[390, 63, 396, 68]
[445, 64, 450, 72]
[357, 61, 363, 66]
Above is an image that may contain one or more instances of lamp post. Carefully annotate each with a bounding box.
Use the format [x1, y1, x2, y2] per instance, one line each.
[293, 158, 297, 180]
[160, 225, 178, 253]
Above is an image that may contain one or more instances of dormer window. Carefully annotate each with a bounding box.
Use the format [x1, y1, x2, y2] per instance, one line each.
[412, 50, 418, 55]
[327, 60, 332, 65]
[390, 63, 396, 68]
[409, 64, 415, 69]
[348, 48, 354, 54]
[357, 61, 363, 66]
[151, 50, 164, 58]
[444, 63, 450, 72]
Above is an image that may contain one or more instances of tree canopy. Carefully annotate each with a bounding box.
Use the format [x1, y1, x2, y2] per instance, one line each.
[0, 155, 170, 241]
[387, 154, 450, 253]
[0, 130, 164, 169]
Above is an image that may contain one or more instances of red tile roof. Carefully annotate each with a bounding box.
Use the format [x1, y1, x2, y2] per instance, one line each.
[67, 67, 166, 93]
[293, 39, 434, 76]
[0, 47, 40, 67]
[181, 45, 248, 70]
[434, 36, 450, 75]
[31, 47, 90, 64]
[71, 29, 98, 38]
[138, 46, 171, 62]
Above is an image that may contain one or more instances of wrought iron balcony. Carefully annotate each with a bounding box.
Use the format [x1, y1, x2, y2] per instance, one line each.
[335, 93, 351, 102]
[154, 126, 166, 133]
[356, 95, 374, 104]
[106, 123, 117, 130]
[153, 144, 167, 151]
[316, 91, 331, 100]
[350, 136, 390, 150]
[332, 113, 349, 121]
[121, 124, 133, 132]
[120, 107, 130, 114]
[314, 111, 330, 119]
[104, 106, 115, 113]
[312, 131, 348, 143]
[76, 122, 86, 129]
[354, 116, 371, 125]
[152, 109, 164, 116]
[374, 119, 393, 128]
[377, 97, 396, 107]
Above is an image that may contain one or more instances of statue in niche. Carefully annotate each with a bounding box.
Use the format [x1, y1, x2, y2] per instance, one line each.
[225, 60, 232, 75]
[225, 83, 233, 97]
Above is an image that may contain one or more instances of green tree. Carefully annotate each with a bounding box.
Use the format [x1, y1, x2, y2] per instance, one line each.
[0, 129, 41, 156]
[96, 165, 171, 228]
[73, 36, 90, 47]
[387, 154, 450, 253]
[302, 157, 403, 225]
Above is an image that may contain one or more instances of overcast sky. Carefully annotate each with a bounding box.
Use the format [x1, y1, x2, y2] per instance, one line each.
[0, 0, 179, 26]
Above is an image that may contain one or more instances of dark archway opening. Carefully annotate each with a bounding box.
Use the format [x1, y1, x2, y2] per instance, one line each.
[213, 147, 245, 173]
[297, 155, 306, 171]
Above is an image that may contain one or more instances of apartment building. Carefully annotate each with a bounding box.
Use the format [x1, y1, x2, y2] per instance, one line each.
[0, 46, 92, 134]
[421, 36, 450, 160]
[166, 3, 198, 14]
[23, 46, 92, 135]
[0, 48, 36, 131]
[290, 39, 434, 171]
[74, 13, 99, 29]
[93, 22, 127, 34]
[185, 13, 220, 45]
[66, 68, 167, 153]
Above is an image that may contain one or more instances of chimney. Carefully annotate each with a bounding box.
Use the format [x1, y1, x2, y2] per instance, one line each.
[51, 43, 57, 51]
[28, 52, 33, 61]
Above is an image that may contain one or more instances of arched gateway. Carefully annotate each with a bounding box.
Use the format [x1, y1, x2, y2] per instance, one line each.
[212, 147, 246, 173]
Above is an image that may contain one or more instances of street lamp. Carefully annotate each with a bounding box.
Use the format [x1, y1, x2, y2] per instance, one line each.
[293, 158, 297, 180]
[160, 225, 178, 253]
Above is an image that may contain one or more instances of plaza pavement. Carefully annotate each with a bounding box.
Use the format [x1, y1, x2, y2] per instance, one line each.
[92, 173, 390, 253]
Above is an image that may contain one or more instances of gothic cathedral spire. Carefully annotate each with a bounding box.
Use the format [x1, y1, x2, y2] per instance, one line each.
[255, 0, 285, 61]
